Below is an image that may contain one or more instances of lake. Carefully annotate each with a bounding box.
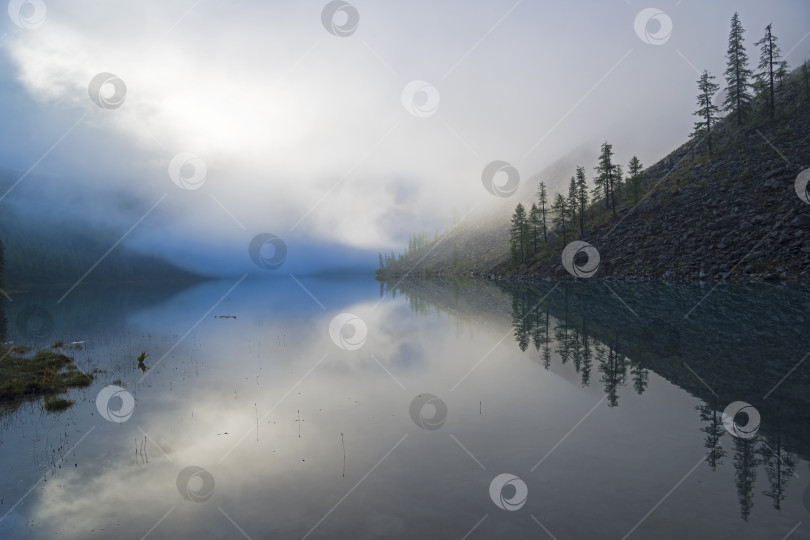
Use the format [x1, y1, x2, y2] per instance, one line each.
[1, 276, 809, 539]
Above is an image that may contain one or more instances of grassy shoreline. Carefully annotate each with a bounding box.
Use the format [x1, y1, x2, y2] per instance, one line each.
[0, 344, 93, 415]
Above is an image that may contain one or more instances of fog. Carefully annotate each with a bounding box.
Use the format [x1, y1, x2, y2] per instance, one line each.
[1, 0, 808, 275]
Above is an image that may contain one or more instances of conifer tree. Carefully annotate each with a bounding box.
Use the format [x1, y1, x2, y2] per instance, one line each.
[510, 203, 528, 263]
[536, 181, 549, 243]
[567, 176, 579, 237]
[627, 156, 643, 205]
[529, 203, 541, 255]
[724, 12, 753, 125]
[575, 166, 588, 236]
[551, 193, 568, 245]
[693, 70, 721, 155]
[754, 23, 788, 119]
[595, 141, 616, 217]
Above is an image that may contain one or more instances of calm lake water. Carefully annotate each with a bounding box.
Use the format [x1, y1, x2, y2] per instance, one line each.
[1, 276, 809, 539]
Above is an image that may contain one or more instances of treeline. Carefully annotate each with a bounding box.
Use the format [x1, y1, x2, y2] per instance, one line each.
[509, 12, 809, 268]
[379, 225, 455, 271]
[379, 12, 809, 277]
[694, 14, 795, 155]
[509, 143, 643, 264]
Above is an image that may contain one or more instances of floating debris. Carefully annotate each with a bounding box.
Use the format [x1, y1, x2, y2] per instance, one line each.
[137, 352, 149, 373]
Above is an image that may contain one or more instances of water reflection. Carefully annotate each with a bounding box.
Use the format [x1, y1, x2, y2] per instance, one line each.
[0, 277, 808, 538]
[384, 277, 810, 526]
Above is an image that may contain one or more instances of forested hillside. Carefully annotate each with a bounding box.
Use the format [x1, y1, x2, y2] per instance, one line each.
[0, 170, 205, 288]
[378, 14, 810, 282]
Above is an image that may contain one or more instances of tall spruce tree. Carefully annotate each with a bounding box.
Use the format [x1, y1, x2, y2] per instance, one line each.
[754, 23, 788, 119]
[693, 69, 721, 155]
[529, 203, 541, 255]
[567, 177, 579, 237]
[536, 181, 548, 243]
[552, 193, 568, 246]
[575, 166, 588, 236]
[724, 12, 753, 125]
[510, 203, 528, 263]
[595, 141, 616, 217]
[627, 156, 643, 205]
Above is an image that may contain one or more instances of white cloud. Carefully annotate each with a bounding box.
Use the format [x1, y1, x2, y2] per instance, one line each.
[3, 0, 809, 262]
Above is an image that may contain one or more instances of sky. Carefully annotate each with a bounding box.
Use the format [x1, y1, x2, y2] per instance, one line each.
[0, 0, 809, 275]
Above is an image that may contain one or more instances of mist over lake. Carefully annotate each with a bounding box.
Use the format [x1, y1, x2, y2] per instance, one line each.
[2, 1, 810, 538]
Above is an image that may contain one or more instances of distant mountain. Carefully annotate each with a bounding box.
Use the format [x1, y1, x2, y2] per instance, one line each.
[0, 170, 206, 288]
[374, 143, 597, 276]
[379, 65, 810, 282]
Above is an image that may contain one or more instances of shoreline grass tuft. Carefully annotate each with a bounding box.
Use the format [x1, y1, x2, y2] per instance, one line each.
[0, 345, 93, 415]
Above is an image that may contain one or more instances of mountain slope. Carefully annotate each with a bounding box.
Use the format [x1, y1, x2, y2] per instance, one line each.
[518, 79, 810, 281]
[0, 170, 206, 288]
[380, 66, 810, 282]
